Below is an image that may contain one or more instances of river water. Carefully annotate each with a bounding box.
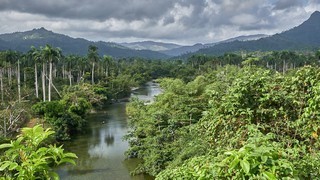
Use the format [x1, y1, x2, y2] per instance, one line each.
[57, 82, 161, 180]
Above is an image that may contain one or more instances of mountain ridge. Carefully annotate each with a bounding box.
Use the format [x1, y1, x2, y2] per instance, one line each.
[162, 34, 268, 56]
[0, 11, 319, 58]
[0, 27, 169, 59]
[188, 11, 320, 56]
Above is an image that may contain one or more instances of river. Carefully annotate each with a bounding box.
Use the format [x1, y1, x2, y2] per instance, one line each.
[57, 82, 161, 180]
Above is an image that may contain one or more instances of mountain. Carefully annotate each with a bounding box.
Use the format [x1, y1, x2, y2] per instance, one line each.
[161, 34, 268, 56]
[1, 11, 319, 59]
[120, 41, 182, 51]
[191, 11, 320, 56]
[0, 28, 169, 59]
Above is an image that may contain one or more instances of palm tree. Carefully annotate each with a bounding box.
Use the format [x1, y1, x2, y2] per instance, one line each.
[87, 45, 99, 85]
[28, 47, 41, 99]
[102, 55, 113, 78]
[5, 51, 21, 102]
[65, 55, 77, 86]
[41, 44, 61, 101]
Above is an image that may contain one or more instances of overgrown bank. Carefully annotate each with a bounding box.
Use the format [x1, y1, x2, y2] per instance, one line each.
[0, 46, 320, 179]
[126, 65, 320, 179]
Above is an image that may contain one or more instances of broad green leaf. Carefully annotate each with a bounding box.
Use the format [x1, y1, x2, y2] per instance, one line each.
[240, 159, 250, 174]
[229, 157, 240, 170]
[262, 171, 277, 180]
[8, 163, 18, 170]
[0, 162, 11, 171]
[0, 143, 13, 149]
[64, 152, 78, 159]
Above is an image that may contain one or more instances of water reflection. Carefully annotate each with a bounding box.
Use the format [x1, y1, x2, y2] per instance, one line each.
[57, 82, 161, 180]
[131, 82, 162, 103]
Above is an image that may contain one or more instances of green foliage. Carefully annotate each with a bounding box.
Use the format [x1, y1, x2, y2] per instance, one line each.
[62, 83, 105, 107]
[31, 83, 104, 140]
[126, 65, 320, 179]
[0, 125, 77, 179]
[156, 128, 297, 180]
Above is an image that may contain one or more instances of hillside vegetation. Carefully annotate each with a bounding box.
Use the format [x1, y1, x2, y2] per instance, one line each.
[125, 51, 320, 179]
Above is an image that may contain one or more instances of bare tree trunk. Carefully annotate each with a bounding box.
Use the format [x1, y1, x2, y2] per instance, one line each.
[17, 59, 21, 102]
[62, 64, 65, 79]
[45, 74, 61, 98]
[42, 62, 46, 102]
[8, 67, 12, 86]
[0, 69, 3, 103]
[53, 64, 57, 78]
[91, 62, 95, 85]
[35, 64, 39, 98]
[69, 70, 72, 86]
[77, 71, 80, 83]
[48, 60, 53, 101]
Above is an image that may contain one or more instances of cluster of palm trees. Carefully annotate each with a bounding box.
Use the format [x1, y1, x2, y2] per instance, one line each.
[187, 51, 320, 73]
[29, 45, 61, 102]
[0, 44, 116, 104]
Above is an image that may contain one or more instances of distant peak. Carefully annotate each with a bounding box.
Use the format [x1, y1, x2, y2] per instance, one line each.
[32, 27, 49, 32]
[309, 11, 320, 19]
[40, 27, 47, 30]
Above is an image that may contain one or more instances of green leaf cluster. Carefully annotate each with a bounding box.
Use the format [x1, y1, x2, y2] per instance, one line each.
[31, 83, 103, 140]
[0, 125, 77, 179]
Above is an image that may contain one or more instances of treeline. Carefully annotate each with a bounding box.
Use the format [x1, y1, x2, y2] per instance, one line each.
[0, 44, 320, 178]
[125, 50, 320, 179]
[0, 47, 319, 140]
[0, 44, 196, 140]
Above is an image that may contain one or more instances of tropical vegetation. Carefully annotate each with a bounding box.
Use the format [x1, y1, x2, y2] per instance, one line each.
[0, 43, 320, 179]
[125, 50, 320, 179]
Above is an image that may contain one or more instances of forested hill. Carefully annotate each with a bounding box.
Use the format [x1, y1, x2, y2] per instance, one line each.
[189, 11, 320, 56]
[0, 27, 169, 59]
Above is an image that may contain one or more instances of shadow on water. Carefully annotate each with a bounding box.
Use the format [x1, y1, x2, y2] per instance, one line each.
[57, 82, 161, 180]
[59, 168, 110, 175]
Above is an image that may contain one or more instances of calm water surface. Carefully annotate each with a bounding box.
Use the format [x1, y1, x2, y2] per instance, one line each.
[57, 82, 161, 180]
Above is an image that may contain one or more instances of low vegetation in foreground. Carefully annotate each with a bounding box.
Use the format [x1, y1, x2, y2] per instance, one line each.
[0, 125, 77, 179]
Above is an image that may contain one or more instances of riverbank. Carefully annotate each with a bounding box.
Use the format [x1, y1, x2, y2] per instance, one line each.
[56, 82, 161, 180]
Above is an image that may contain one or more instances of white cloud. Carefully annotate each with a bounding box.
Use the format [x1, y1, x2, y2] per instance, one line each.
[230, 14, 258, 25]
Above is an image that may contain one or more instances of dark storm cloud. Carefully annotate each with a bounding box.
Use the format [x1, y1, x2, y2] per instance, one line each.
[0, 0, 318, 44]
[0, 0, 271, 28]
[273, 0, 306, 10]
[0, 0, 175, 21]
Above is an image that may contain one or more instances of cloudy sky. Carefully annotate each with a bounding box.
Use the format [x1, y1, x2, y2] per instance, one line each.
[0, 0, 319, 45]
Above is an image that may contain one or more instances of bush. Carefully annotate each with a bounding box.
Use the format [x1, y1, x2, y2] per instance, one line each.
[0, 125, 77, 179]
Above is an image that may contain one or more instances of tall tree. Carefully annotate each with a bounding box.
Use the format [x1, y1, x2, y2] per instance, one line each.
[42, 45, 61, 101]
[102, 55, 113, 78]
[5, 51, 21, 102]
[28, 47, 41, 99]
[87, 45, 99, 85]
